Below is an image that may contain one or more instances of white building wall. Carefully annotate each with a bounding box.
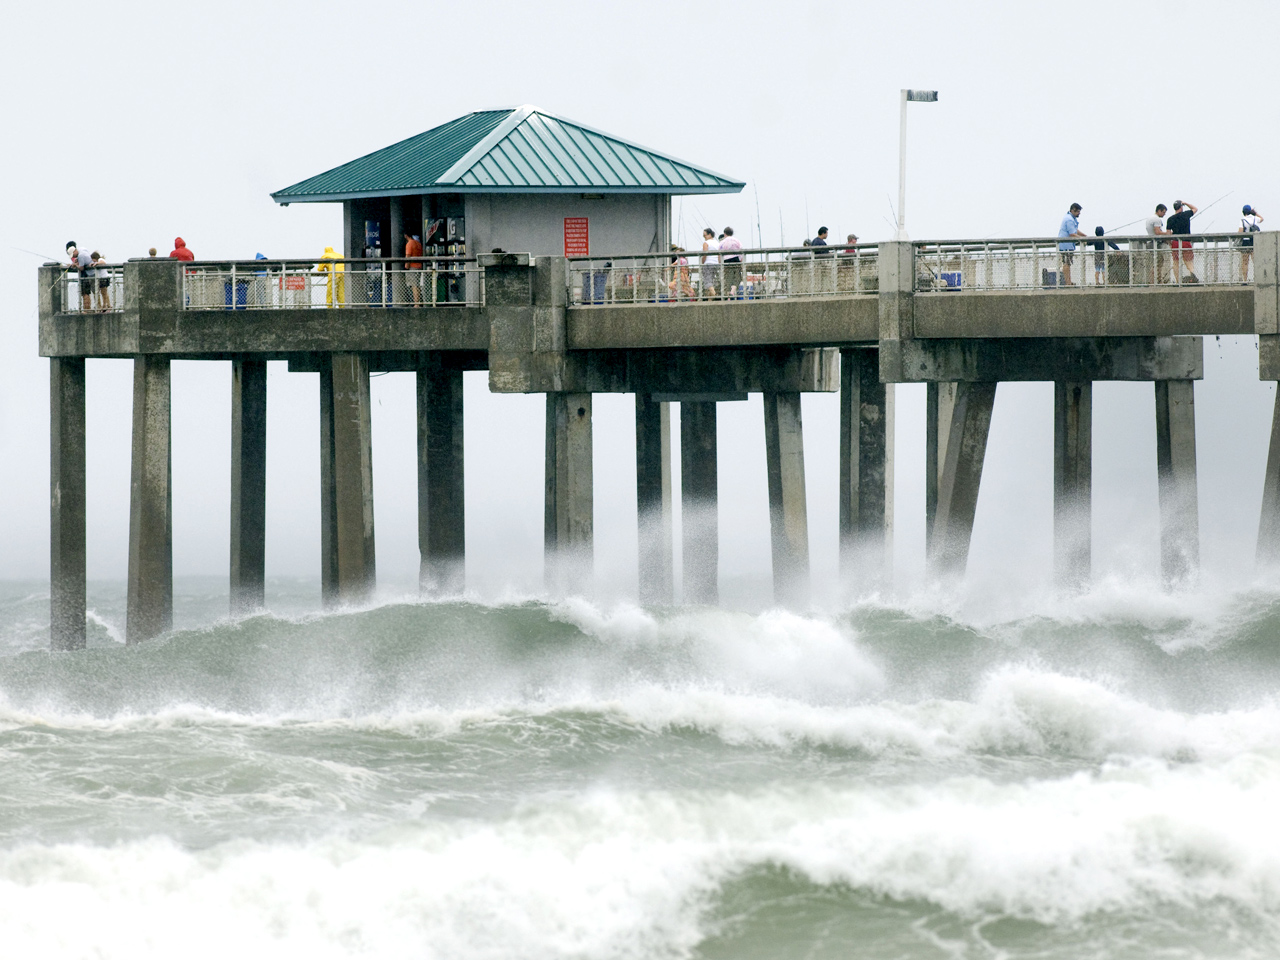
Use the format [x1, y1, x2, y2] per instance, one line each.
[464, 193, 670, 259]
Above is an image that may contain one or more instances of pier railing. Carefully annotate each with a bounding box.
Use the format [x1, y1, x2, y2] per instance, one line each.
[58, 263, 125, 313]
[913, 233, 1252, 291]
[566, 244, 880, 305]
[180, 258, 484, 309]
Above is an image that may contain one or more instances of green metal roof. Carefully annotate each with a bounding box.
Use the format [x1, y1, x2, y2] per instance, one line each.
[272, 105, 744, 203]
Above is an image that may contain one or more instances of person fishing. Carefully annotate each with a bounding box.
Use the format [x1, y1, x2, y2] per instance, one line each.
[65, 241, 93, 312]
[1239, 204, 1264, 282]
[1167, 201, 1198, 283]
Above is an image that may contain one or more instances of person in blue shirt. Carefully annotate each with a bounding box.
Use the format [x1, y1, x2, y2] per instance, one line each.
[1057, 203, 1088, 285]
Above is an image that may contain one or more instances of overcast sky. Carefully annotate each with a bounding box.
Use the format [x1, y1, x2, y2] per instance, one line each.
[2, 1, 1277, 608]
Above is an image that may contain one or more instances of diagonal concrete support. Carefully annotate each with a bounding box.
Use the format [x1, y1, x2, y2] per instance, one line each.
[840, 348, 893, 588]
[230, 359, 267, 615]
[1257, 389, 1280, 566]
[50, 357, 86, 651]
[680, 401, 718, 604]
[127, 355, 172, 643]
[417, 357, 466, 595]
[928, 381, 997, 578]
[763, 392, 809, 608]
[545, 392, 593, 592]
[635, 394, 674, 605]
[925, 382, 958, 546]
[319, 353, 376, 607]
[1053, 381, 1092, 588]
[1155, 379, 1199, 584]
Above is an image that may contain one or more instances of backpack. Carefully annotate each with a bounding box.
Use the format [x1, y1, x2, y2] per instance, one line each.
[1244, 216, 1261, 233]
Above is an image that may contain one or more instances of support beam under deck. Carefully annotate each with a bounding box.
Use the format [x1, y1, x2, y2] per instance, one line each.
[126, 355, 173, 643]
[230, 359, 267, 615]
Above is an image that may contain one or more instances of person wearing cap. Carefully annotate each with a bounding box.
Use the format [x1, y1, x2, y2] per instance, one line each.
[1057, 203, 1088, 286]
[837, 233, 862, 291]
[1166, 201, 1198, 283]
[64, 241, 93, 312]
[1239, 204, 1264, 282]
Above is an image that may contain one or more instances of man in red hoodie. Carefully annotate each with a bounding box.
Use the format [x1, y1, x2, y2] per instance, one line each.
[170, 237, 194, 261]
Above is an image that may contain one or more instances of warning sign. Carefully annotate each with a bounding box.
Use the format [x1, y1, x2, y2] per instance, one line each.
[564, 217, 589, 257]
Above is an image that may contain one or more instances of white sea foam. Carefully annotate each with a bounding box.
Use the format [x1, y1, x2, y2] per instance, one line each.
[4, 763, 1280, 959]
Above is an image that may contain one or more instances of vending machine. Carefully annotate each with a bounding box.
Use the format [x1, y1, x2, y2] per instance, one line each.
[363, 220, 384, 306]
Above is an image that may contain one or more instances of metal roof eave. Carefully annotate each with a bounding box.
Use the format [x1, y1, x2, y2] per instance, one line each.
[272, 183, 745, 204]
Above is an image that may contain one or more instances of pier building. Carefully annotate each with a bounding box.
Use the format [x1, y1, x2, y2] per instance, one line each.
[37, 109, 1280, 650]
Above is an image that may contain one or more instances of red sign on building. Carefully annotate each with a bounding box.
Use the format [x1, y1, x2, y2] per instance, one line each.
[564, 217, 589, 257]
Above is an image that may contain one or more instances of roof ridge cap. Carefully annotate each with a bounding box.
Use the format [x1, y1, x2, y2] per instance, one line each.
[436, 105, 536, 184]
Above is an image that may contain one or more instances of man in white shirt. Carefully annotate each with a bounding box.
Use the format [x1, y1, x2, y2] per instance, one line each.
[1144, 204, 1170, 284]
[1239, 204, 1264, 282]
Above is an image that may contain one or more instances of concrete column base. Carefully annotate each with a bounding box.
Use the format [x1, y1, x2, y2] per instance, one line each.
[51, 357, 86, 651]
[545, 392, 593, 592]
[680, 401, 718, 604]
[418, 358, 466, 595]
[636, 394, 674, 605]
[1053, 381, 1092, 588]
[1155, 379, 1199, 584]
[763, 392, 809, 608]
[126, 355, 172, 643]
[230, 359, 267, 615]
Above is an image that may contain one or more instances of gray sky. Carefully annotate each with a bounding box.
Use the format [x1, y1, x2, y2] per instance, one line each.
[2, 1, 1277, 602]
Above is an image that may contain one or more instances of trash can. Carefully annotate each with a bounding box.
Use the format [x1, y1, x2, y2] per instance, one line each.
[582, 271, 607, 304]
[223, 278, 249, 310]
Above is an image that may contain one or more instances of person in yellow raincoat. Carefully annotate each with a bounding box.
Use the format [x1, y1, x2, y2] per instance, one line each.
[316, 245, 345, 307]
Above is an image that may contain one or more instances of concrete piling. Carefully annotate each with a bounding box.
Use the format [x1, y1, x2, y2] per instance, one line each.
[50, 357, 86, 651]
[635, 394, 674, 604]
[839, 348, 892, 587]
[126, 355, 173, 643]
[545, 392, 593, 591]
[319, 352, 376, 606]
[1257, 390, 1280, 565]
[230, 359, 267, 615]
[1053, 381, 1092, 588]
[928, 381, 997, 578]
[680, 401, 718, 604]
[417, 357, 466, 594]
[763, 392, 809, 608]
[1155, 379, 1199, 583]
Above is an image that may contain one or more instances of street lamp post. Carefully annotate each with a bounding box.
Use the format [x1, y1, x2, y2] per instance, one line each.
[896, 88, 938, 241]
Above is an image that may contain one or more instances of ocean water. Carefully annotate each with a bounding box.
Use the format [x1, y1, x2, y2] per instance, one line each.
[3, 577, 1280, 958]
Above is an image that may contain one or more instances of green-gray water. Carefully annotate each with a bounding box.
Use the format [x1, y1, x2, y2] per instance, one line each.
[3, 578, 1280, 958]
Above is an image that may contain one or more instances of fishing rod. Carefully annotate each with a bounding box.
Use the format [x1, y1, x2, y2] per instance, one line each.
[1191, 191, 1231, 219]
[753, 182, 763, 250]
[11, 245, 66, 262]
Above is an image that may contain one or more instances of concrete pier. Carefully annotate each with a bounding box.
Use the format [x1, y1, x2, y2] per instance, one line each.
[230, 359, 267, 615]
[928, 381, 997, 577]
[680, 401, 718, 603]
[320, 352, 376, 606]
[1155, 379, 1199, 583]
[763, 392, 809, 607]
[417, 357, 466, 594]
[50, 357, 86, 651]
[839, 348, 892, 585]
[545, 392, 593, 590]
[1257, 390, 1280, 565]
[1053, 381, 1092, 587]
[126, 355, 172, 643]
[636, 394, 674, 604]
